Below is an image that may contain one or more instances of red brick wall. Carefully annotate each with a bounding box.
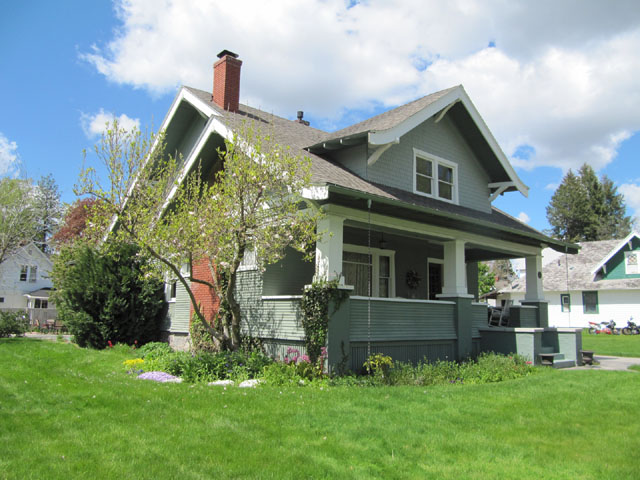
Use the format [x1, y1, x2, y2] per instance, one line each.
[190, 258, 220, 326]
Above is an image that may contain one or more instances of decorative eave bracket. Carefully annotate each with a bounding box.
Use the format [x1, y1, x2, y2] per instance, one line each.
[488, 181, 516, 202]
[367, 137, 399, 167]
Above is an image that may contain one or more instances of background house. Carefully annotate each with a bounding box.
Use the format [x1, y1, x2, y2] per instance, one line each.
[499, 233, 640, 328]
[0, 242, 56, 326]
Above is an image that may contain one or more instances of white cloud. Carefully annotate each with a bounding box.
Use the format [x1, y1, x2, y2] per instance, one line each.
[81, 109, 140, 138]
[82, 0, 640, 171]
[0, 133, 20, 177]
[517, 212, 530, 224]
[619, 183, 640, 227]
[545, 183, 559, 191]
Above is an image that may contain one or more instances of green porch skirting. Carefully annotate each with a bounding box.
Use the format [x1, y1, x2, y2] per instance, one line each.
[350, 340, 456, 372]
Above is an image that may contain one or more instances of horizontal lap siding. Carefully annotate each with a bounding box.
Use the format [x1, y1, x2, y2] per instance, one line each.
[249, 300, 304, 340]
[349, 299, 456, 341]
[519, 307, 538, 328]
[472, 304, 488, 337]
[166, 281, 191, 333]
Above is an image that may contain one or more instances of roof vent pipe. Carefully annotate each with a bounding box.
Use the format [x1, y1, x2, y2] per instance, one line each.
[296, 111, 310, 126]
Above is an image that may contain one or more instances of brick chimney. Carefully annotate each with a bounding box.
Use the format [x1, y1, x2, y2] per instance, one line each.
[213, 50, 242, 112]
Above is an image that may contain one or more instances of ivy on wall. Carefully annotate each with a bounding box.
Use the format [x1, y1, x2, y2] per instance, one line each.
[300, 279, 349, 363]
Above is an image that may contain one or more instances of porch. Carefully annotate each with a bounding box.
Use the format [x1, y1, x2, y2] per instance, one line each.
[258, 293, 580, 371]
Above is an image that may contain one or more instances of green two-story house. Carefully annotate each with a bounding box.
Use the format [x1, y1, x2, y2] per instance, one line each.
[161, 50, 581, 369]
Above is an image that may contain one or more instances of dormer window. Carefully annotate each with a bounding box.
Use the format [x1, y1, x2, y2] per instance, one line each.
[413, 149, 458, 203]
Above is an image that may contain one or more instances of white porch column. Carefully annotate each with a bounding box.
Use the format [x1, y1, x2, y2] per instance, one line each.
[441, 240, 467, 296]
[524, 255, 544, 301]
[315, 214, 345, 282]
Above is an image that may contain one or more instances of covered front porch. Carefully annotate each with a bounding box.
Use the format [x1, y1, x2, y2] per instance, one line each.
[310, 204, 581, 370]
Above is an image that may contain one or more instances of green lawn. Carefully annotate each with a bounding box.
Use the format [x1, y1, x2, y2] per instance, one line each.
[1, 338, 639, 479]
[581, 329, 640, 357]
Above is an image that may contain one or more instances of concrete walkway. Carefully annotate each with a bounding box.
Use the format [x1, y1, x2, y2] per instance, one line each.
[22, 332, 72, 342]
[571, 355, 640, 371]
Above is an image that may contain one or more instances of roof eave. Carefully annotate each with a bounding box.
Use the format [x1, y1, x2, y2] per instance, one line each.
[324, 183, 575, 252]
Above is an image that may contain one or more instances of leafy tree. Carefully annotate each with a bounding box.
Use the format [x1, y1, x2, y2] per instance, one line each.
[33, 174, 63, 253]
[478, 262, 495, 296]
[547, 164, 632, 242]
[75, 121, 320, 351]
[0, 178, 37, 264]
[53, 198, 101, 246]
[52, 241, 165, 349]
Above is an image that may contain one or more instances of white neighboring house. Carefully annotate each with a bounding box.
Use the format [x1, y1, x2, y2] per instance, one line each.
[0, 242, 56, 324]
[499, 233, 640, 328]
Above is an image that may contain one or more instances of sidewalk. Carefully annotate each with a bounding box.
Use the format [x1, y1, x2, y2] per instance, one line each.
[571, 355, 640, 371]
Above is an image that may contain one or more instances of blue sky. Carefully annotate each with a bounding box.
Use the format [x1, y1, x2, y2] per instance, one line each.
[2, 0, 640, 234]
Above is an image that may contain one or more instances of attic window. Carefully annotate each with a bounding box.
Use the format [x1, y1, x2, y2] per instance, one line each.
[625, 251, 639, 275]
[413, 149, 458, 203]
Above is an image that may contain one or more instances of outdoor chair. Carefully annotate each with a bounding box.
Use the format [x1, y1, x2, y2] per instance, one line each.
[489, 300, 512, 327]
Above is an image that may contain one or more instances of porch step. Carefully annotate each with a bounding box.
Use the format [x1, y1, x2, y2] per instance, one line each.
[552, 359, 576, 369]
[538, 352, 565, 366]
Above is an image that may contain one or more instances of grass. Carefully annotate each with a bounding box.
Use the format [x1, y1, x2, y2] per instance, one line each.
[581, 329, 640, 357]
[1, 338, 640, 479]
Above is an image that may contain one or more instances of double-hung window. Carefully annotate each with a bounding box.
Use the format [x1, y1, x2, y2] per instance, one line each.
[19, 265, 28, 282]
[342, 245, 395, 298]
[29, 266, 37, 283]
[560, 293, 571, 312]
[582, 291, 598, 314]
[413, 149, 458, 203]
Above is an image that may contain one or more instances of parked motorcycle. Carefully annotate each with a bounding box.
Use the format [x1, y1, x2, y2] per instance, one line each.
[622, 318, 640, 335]
[588, 320, 620, 335]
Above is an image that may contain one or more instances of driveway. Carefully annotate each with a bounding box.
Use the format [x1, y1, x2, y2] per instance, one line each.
[572, 355, 640, 371]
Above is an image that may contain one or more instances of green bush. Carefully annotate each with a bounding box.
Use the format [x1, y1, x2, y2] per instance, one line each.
[52, 242, 166, 349]
[0, 311, 29, 337]
[138, 341, 173, 360]
[141, 348, 273, 383]
[379, 353, 539, 387]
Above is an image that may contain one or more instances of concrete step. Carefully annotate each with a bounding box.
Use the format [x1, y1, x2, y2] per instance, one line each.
[552, 359, 576, 369]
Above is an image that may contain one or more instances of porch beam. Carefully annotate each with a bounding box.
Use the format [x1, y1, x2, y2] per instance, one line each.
[323, 204, 542, 258]
[524, 255, 545, 301]
[315, 214, 345, 282]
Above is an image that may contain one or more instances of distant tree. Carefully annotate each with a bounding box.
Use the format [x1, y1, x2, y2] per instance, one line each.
[546, 163, 632, 242]
[491, 259, 515, 284]
[33, 174, 63, 253]
[53, 198, 100, 246]
[0, 178, 37, 264]
[478, 262, 495, 296]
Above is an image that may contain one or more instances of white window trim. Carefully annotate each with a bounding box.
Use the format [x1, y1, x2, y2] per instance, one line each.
[413, 148, 459, 204]
[624, 251, 639, 275]
[238, 248, 259, 272]
[343, 244, 396, 298]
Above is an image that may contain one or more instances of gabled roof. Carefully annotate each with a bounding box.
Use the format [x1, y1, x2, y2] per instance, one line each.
[164, 85, 573, 254]
[306, 85, 528, 197]
[591, 232, 640, 275]
[503, 239, 640, 293]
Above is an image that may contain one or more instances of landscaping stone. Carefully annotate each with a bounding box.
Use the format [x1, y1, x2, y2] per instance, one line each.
[208, 380, 235, 387]
[137, 371, 183, 383]
[238, 379, 262, 388]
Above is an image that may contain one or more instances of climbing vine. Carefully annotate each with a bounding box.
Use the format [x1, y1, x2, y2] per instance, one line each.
[300, 279, 349, 364]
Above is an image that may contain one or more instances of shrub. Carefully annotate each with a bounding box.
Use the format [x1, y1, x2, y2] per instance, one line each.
[141, 348, 273, 383]
[138, 341, 173, 360]
[0, 311, 29, 337]
[52, 242, 166, 349]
